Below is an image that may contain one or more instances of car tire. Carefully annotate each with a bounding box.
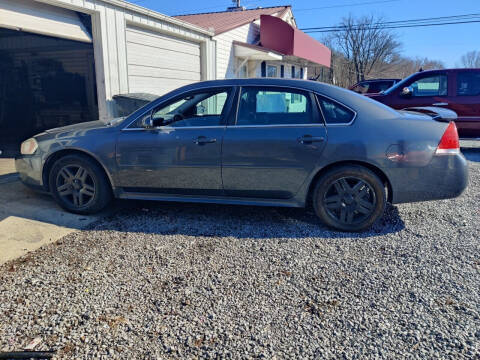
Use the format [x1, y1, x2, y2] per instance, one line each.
[49, 154, 112, 214]
[313, 165, 386, 232]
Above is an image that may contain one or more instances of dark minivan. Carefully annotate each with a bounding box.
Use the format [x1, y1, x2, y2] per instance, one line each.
[367, 69, 480, 138]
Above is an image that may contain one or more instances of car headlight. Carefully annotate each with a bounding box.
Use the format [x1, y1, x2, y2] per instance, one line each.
[20, 138, 38, 155]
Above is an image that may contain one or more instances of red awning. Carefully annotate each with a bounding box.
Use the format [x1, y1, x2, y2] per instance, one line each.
[260, 15, 331, 68]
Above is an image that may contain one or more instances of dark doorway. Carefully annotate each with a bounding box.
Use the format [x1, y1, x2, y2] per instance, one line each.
[0, 28, 98, 157]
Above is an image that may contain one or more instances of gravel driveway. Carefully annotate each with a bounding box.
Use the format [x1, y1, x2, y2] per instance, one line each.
[1, 153, 479, 359]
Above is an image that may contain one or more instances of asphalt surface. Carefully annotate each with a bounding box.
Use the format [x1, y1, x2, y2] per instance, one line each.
[0, 150, 479, 359]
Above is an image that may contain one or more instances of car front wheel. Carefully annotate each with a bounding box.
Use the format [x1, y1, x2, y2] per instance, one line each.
[313, 165, 386, 232]
[49, 154, 112, 214]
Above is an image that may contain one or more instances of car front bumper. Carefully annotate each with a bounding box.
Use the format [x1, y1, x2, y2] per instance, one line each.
[15, 154, 47, 192]
[390, 153, 469, 204]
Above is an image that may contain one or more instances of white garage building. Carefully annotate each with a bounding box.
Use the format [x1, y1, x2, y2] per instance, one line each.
[0, 0, 215, 155]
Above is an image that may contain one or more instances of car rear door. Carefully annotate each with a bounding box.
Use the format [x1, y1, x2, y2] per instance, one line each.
[221, 86, 327, 199]
[450, 70, 480, 138]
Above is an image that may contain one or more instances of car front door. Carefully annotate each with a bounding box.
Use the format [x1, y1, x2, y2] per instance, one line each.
[221, 86, 327, 199]
[392, 72, 452, 110]
[116, 87, 233, 195]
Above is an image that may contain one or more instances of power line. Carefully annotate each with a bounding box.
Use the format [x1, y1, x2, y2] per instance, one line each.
[301, 13, 480, 30]
[301, 14, 480, 33]
[304, 20, 480, 33]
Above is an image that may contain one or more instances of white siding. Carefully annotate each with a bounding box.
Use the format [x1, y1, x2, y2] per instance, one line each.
[126, 25, 201, 95]
[214, 23, 259, 79]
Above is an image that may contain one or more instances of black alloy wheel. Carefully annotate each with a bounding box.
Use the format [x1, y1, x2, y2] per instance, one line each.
[313, 165, 386, 232]
[49, 154, 112, 214]
[55, 165, 96, 208]
[323, 176, 376, 226]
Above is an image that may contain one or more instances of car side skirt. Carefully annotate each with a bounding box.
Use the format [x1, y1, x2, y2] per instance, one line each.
[117, 190, 304, 208]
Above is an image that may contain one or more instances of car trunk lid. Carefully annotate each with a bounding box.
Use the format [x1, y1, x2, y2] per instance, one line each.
[399, 106, 457, 122]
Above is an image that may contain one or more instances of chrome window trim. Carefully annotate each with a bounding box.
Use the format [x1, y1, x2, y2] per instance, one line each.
[226, 123, 327, 129]
[314, 92, 357, 126]
[122, 85, 235, 131]
[122, 125, 227, 131]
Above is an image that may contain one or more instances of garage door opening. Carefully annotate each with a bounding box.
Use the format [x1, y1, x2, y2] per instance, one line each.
[0, 27, 98, 157]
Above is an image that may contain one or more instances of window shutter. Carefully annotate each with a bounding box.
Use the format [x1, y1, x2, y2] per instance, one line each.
[280, 65, 284, 78]
[261, 61, 266, 77]
[291, 66, 295, 78]
[300, 67, 304, 79]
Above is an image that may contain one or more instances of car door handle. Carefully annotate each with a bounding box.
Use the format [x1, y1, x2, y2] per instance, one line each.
[298, 135, 325, 144]
[432, 102, 448, 106]
[194, 136, 216, 145]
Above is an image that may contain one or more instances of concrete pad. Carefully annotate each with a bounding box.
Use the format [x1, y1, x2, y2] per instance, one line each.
[0, 158, 15, 173]
[0, 166, 104, 265]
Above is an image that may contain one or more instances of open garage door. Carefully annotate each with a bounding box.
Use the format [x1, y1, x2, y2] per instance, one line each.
[126, 25, 201, 95]
[0, 28, 97, 157]
[0, 0, 92, 43]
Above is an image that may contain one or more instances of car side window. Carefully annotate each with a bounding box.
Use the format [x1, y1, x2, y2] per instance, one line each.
[236, 87, 313, 126]
[457, 72, 480, 96]
[352, 82, 369, 94]
[409, 75, 448, 97]
[371, 81, 394, 93]
[316, 95, 355, 125]
[130, 89, 230, 128]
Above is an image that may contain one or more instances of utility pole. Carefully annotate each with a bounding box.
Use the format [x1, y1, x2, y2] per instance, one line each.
[227, 0, 245, 11]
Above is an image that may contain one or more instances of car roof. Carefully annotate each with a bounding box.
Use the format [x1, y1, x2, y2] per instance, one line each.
[170, 78, 353, 99]
[411, 68, 480, 75]
[181, 78, 325, 90]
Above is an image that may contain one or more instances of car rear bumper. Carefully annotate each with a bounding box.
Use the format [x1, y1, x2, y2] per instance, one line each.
[390, 153, 468, 204]
[15, 155, 46, 191]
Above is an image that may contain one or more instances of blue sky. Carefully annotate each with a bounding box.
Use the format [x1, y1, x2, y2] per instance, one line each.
[132, 0, 480, 67]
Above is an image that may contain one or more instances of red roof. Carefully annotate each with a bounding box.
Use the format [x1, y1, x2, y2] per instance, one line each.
[174, 6, 290, 35]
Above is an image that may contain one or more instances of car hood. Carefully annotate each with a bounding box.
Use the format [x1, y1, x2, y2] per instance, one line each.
[43, 118, 125, 135]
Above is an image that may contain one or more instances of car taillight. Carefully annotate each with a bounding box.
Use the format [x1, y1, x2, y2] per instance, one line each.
[435, 121, 460, 155]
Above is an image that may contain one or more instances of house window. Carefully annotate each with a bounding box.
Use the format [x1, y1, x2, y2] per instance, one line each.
[292, 66, 302, 79]
[267, 65, 278, 78]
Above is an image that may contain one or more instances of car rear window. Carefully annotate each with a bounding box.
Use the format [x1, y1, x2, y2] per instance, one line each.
[457, 72, 480, 96]
[316, 95, 355, 125]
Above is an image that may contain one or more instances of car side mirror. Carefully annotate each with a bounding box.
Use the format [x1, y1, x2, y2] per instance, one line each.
[141, 112, 164, 128]
[401, 86, 413, 98]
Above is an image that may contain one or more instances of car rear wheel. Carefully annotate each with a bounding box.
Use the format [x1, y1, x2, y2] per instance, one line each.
[49, 154, 112, 214]
[313, 165, 386, 232]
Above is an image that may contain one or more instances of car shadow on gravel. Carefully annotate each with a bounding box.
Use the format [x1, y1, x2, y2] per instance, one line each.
[90, 200, 406, 239]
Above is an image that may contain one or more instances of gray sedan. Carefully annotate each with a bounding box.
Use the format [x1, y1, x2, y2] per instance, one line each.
[15, 79, 468, 231]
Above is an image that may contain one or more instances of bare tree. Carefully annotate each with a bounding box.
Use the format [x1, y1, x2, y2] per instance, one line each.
[328, 15, 401, 84]
[388, 57, 444, 78]
[460, 51, 480, 68]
